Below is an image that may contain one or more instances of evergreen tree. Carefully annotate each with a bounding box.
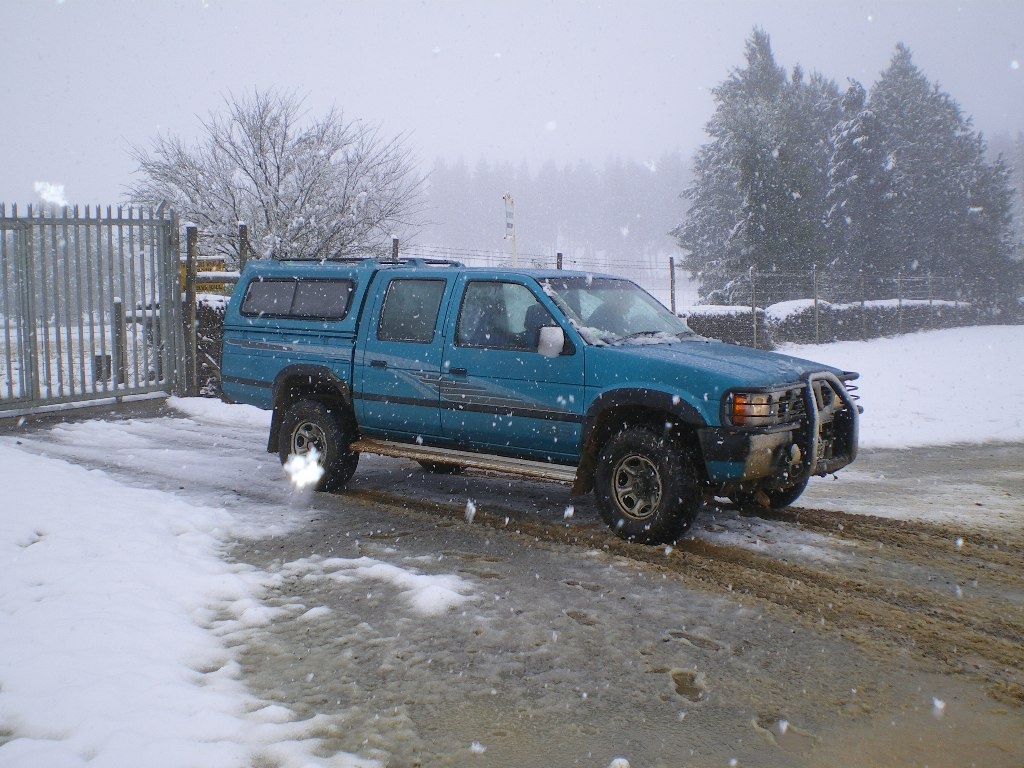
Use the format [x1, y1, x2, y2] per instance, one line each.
[677, 34, 1018, 309]
[824, 80, 893, 298]
[674, 29, 838, 304]
[869, 44, 1017, 306]
[1011, 133, 1024, 252]
[959, 142, 1018, 308]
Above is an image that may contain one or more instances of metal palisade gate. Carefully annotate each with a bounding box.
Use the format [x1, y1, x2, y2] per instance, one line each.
[0, 204, 185, 416]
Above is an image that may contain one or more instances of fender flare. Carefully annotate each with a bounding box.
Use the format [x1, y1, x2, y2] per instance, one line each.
[573, 388, 707, 495]
[267, 365, 354, 453]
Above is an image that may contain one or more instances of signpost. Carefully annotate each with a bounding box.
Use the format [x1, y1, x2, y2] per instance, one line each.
[503, 192, 518, 267]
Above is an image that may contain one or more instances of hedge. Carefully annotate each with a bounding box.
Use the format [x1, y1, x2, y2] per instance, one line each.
[681, 299, 1000, 349]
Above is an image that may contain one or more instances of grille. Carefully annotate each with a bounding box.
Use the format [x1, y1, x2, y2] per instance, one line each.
[777, 387, 806, 423]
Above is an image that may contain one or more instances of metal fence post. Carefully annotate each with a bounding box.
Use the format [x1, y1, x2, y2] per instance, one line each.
[16, 209, 40, 400]
[812, 264, 819, 344]
[860, 269, 867, 340]
[669, 256, 677, 315]
[238, 223, 249, 271]
[183, 226, 198, 396]
[162, 209, 184, 397]
[750, 266, 757, 349]
[897, 270, 903, 335]
[928, 271, 934, 327]
[112, 298, 126, 386]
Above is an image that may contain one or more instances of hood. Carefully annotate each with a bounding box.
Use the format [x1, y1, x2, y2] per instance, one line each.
[586, 336, 844, 397]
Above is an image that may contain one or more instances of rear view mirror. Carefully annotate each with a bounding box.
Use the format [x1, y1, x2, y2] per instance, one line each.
[538, 325, 565, 358]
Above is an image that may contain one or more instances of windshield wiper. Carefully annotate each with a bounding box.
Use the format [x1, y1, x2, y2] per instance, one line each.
[612, 330, 666, 344]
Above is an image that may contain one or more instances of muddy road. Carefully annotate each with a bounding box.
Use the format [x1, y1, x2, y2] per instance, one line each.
[7, 406, 1023, 767]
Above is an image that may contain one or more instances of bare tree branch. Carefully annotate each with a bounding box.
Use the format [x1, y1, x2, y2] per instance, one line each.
[125, 88, 425, 266]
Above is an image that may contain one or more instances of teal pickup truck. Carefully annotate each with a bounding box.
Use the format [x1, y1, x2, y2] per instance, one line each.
[221, 257, 859, 544]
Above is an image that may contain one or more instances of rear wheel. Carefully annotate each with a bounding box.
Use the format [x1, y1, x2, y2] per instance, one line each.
[594, 426, 701, 544]
[277, 399, 359, 492]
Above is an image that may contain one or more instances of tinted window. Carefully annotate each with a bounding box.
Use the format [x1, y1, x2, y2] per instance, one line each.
[377, 279, 446, 343]
[241, 278, 353, 319]
[292, 280, 353, 318]
[456, 281, 552, 350]
[241, 280, 295, 317]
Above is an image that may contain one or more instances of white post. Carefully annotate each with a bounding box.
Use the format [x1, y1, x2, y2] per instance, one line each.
[503, 192, 518, 267]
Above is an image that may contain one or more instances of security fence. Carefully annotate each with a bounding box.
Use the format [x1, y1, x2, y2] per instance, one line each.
[723, 266, 968, 309]
[403, 246, 1021, 347]
[400, 243, 701, 309]
[0, 204, 184, 416]
[186, 235, 1017, 395]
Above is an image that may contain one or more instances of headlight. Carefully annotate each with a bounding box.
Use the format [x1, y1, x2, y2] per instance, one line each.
[729, 392, 772, 426]
[725, 388, 804, 428]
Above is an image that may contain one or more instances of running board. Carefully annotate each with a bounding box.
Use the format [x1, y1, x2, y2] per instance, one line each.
[350, 437, 578, 484]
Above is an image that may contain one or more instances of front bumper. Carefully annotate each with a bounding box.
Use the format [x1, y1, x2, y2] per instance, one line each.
[698, 371, 859, 488]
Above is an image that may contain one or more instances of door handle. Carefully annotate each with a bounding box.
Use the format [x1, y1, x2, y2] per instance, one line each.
[370, 359, 388, 368]
[448, 367, 468, 376]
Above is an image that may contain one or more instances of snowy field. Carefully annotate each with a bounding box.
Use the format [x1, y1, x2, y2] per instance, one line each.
[783, 324, 1024, 448]
[0, 325, 1021, 767]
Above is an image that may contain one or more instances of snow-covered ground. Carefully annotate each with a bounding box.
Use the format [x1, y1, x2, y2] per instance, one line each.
[783, 325, 1024, 449]
[1, 325, 1021, 767]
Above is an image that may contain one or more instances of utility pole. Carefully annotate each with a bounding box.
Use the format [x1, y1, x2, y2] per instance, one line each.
[503, 192, 518, 267]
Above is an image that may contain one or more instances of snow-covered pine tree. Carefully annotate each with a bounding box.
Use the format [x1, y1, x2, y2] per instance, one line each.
[824, 80, 894, 299]
[958, 142, 1018, 308]
[674, 29, 838, 305]
[1011, 133, 1024, 255]
[868, 44, 1016, 307]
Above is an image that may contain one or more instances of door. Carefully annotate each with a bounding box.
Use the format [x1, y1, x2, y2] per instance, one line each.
[357, 274, 451, 440]
[440, 276, 585, 461]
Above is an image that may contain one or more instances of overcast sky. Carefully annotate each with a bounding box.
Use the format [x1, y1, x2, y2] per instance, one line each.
[2, 0, 1021, 205]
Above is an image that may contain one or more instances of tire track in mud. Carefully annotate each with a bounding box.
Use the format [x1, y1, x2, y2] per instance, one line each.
[745, 504, 1024, 582]
[343, 487, 1024, 706]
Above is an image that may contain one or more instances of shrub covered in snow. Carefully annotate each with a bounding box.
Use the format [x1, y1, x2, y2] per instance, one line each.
[196, 295, 227, 397]
[682, 297, 991, 348]
[681, 305, 773, 349]
[767, 299, 981, 344]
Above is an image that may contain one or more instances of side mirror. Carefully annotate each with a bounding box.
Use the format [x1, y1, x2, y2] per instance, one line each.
[537, 325, 565, 358]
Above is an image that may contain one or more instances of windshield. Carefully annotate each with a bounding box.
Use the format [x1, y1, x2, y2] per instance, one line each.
[541, 276, 693, 345]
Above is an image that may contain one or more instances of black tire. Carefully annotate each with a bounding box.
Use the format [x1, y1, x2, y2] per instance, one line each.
[417, 460, 464, 475]
[731, 477, 809, 509]
[277, 399, 359, 492]
[593, 426, 701, 545]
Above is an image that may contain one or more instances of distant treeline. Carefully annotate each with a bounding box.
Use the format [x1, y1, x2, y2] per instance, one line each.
[422, 153, 690, 268]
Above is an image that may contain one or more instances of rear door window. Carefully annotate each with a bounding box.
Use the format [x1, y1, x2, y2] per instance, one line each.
[377, 278, 447, 343]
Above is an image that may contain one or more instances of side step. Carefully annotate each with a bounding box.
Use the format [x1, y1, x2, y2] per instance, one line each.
[350, 437, 578, 484]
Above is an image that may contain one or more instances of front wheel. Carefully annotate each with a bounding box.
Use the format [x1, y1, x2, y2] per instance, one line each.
[593, 426, 702, 545]
[277, 399, 359, 492]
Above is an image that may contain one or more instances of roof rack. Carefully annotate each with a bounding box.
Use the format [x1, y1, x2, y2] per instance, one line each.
[275, 256, 370, 265]
[379, 257, 464, 267]
[276, 256, 464, 268]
